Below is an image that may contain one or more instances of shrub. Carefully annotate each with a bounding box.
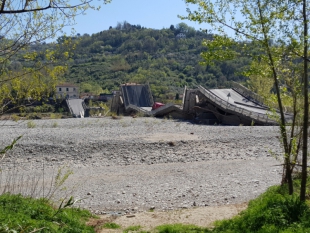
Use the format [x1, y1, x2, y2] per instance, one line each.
[27, 113, 42, 120]
[155, 186, 310, 233]
[50, 113, 62, 119]
[11, 114, 19, 122]
[27, 121, 36, 128]
[0, 193, 95, 232]
[212, 186, 310, 233]
[19, 112, 26, 117]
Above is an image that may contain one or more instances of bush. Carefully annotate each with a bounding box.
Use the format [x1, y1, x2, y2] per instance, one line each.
[22, 104, 56, 114]
[27, 121, 36, 128]
[212, 186, 310, 233]
[155, 186, 310, 233]
[11, 114, 19, 122]
[50, 113, 62, 119]
[27, 113, 42, 119]
[0, 193, 95, 232]
[51, 121, 58, 128]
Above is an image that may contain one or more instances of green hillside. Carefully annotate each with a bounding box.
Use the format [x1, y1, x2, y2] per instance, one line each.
[5, 22, 251, 103]
[62, 22, 251, 101]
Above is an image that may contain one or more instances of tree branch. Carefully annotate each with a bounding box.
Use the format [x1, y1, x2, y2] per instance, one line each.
[0, 0, 93, 14]
[0, 0, 6, 12]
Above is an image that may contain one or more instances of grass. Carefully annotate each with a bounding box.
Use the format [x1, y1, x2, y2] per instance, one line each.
[50, 113, 62, 119]
[0, 193, 95, 232]
[209, 186, 310, 233]
[156, 224, 206, 233]
[9, 185, 310, 233]
[27, 120, 36, 128]
[154, 185, 310, 233]
[51, 121, 58, 128]
[11, 114, 20, 122]
[123, 225, 142, 233]
[102, 222, 121, 229]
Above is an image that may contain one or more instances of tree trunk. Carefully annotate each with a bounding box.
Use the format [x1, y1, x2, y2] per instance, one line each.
[257, 0, 293, 194]
[300, 0, 308, 202]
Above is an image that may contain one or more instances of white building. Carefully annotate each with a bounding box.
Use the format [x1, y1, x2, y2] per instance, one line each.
[176, 33, 186, 39]
[56, 83, 79, 99]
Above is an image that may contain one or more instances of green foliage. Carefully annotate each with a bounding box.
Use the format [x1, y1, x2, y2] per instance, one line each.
[0, 193, 95, 232]
[0, 0, 113, 116]
[23, 104, 56, 114]
[53, 23, 251, 102]
[184, 0, 309, 198]
[103, 222, 121, 229]
[46, 166, 73, 201]
[211, 186, 310, 233]
[11, 114, 20, 122]
[156, 224, 210, 233]
[27, 121, 36, 128]
[155, 186, 310, 233]
[0, 136, 22, 157]
[50, 113, 62, 119]
[123, 225, 143, 233]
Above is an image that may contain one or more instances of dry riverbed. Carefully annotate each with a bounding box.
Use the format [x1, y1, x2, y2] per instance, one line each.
[0, 117, 283, 230]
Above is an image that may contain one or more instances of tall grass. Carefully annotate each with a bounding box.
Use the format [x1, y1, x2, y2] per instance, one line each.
[0, 138, 95, 232]
[0, 165, 74, 199]
[27, 120, 36, 128]
[0, 193, 95, 232]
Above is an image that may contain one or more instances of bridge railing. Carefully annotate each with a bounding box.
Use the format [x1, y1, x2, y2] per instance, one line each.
[231, 82, 265, 105]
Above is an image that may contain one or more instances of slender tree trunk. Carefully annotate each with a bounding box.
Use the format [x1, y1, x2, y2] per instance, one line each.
[257, 0, 293, 194]
[300, 0, 308, 202]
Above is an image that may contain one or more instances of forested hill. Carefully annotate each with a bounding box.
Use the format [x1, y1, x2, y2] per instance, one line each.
[63, 22, 251, 100]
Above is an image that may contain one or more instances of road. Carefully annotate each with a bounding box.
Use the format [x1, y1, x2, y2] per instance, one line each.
[67, 99, 85, 117]
[209, 89, 270, 115]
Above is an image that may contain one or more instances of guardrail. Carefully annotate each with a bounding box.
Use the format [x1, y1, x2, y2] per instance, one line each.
[198, 86, 276, 124]
[232, 82, 265, 105]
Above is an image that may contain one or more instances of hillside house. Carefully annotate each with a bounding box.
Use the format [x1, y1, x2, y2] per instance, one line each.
[176, 33, 186, 39]
[56, 83, 79, 99]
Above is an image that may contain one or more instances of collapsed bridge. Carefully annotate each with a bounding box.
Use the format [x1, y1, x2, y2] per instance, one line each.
[110, 82, 292, 126]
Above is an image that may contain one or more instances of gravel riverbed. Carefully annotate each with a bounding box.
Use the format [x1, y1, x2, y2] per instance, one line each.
[0, 117, 283, 214]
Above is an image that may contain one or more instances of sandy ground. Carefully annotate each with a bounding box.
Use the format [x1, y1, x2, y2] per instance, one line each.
[94, 203, 248, 232]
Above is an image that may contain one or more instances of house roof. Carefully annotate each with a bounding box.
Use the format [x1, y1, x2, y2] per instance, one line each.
[56, 83, 78, 87]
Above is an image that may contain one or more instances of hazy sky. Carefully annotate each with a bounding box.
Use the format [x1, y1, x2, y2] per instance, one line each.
[65, 0, 203, 36]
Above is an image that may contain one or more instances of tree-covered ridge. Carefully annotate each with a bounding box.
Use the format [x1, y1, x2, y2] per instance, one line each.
[62, 22, 251, 101]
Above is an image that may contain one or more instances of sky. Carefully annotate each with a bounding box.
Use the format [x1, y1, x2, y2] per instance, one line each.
[64, 0, 204, 36]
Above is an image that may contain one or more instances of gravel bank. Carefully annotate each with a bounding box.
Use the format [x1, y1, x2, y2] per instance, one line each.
[0, 117, 283, 214]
